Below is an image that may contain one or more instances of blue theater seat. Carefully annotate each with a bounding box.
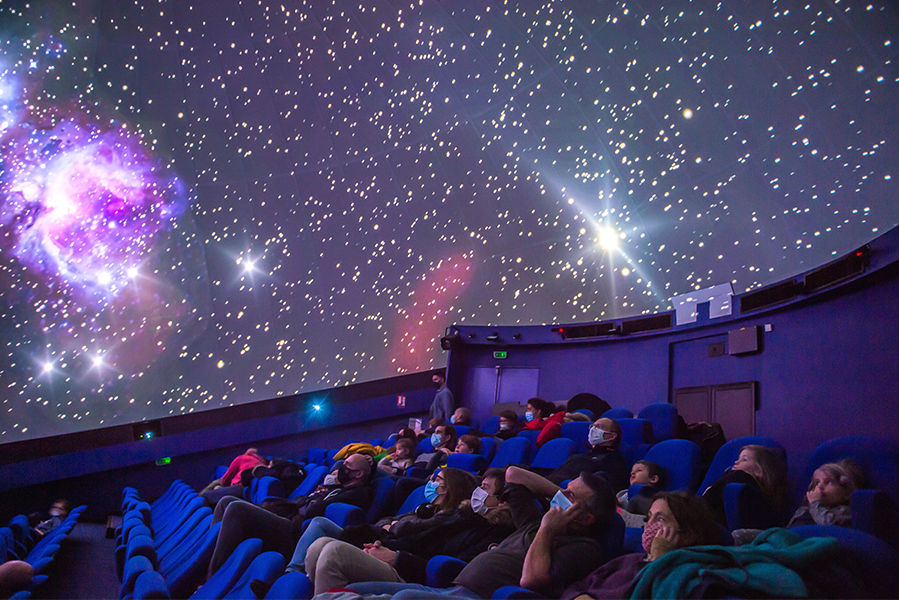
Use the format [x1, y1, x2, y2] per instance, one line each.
[478, 436, 498, 463]
[643, 439, 702, 493]
[637, 402, 679, 442]
[489, 437, 533, 469]
[366, 476, 396, 523]
[529, 438, 576, 470]
[220, 552, 285, 600]
[483, 416, 501, 435]
[263, 573, 311, 600]
[190, 538, 263, 600]
[602, 407, 634, 419]
[446, 452, 487, 474]
[560, 421, 590, 453]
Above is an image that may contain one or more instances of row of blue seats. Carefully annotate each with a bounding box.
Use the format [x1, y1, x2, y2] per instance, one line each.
[137, 430, 899, 599]
[0, 506, 85, 599]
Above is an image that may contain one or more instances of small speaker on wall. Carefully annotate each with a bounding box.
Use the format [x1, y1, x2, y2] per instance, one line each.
[728, 326, 760, 355]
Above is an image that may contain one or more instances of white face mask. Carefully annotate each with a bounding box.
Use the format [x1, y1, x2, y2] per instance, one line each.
[470, 486, 491, 515]
[588, 425, 611, 447]
[323, 473, 338, 486]
[499, 422, 511, 431]
[550, 489, 574, 511]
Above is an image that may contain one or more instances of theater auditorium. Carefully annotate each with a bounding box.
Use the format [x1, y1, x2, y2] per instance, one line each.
[1, 0, 898, 598]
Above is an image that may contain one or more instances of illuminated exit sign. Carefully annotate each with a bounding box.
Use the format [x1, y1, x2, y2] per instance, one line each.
[494, 351, 508, 359]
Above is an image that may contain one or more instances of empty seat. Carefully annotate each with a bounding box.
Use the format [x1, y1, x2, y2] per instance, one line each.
[643, 439, 702, 493]
[489, 437, 533, 469]
[637, 403, 679, 442]
[603, 407, 635, 419]
[529, 438, 577, 470]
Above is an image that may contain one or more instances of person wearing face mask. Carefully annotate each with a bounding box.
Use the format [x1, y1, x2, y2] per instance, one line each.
[411, 424, 458, 474]
[543, 418, 629, 492]
[357, 465, 617, 600]
[272, 468, 516, 597]
[560, 492, 720, 600]
[495, 410, 522, 440]
[429, 372, 455, 424]
[521, 398, 568, 447]
[205, 453, 374, 577]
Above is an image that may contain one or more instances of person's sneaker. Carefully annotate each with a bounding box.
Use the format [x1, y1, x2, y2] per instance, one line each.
[249, 578, 273, 599]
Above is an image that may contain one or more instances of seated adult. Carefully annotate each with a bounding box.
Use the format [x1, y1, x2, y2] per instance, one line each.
[237, 458, 307, 497]
[522, 397, 567, 447]
[494, 410, 522, 441]
[701, 444, 787, 528]
[545, 417, 629, 491]
[561, 491, 721, 599]
[449, 407, 489, 437]
[200, 447, 268, 505]
[411, 423, 457, 473]
[206, 453, 374, 576]
[32, 499, 70, 537]
[360, 465, 618, 600]
[290, 468, 518, 596]
[455, 434, 481, 455]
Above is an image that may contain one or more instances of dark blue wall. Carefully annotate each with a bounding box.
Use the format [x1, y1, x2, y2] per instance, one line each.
[0, 383, 434, 521]
[450, 248, 899, 491]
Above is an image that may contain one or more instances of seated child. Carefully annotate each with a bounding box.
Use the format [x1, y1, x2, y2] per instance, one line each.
[454, 434, 481, 455]
[702, 444, 787, 528]
[377, 438, 416, 476]
[617, 461, 665, 528]
[788, 459, 864, 528]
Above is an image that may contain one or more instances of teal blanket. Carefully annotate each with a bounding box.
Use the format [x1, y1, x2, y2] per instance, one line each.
[627, 528, 840, 599]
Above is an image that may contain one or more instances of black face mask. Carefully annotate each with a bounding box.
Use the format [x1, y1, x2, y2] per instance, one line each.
[337, 463, 354, 484]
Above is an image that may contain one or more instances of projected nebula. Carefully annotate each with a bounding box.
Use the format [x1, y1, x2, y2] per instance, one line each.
[1, 0, 898, 442]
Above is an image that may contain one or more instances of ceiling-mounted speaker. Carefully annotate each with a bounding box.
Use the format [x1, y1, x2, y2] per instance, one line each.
[804, 245, 869, 293]
[619, 313, 673, 335]
[739, 280, 801, 314]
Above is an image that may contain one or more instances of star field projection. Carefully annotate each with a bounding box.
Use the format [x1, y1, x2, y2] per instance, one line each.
[1, 0, 898, 442]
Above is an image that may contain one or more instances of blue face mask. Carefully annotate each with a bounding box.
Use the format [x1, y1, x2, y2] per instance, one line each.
[550, 489, 574, 511]
[524, 411, 535, 422]
[424, 479, 440, 503]
[449, 415, 456, 424]
[430, 433, 443, 447]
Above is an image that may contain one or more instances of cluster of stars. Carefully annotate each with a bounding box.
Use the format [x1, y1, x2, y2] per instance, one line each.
[1, 0, 897, 443]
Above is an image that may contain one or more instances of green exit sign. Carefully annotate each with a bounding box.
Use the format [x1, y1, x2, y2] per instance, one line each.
[155, 457, 172, 466]
[493, 351, 508, 359]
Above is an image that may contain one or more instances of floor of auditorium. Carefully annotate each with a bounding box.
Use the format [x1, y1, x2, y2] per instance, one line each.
[35, 522, 119, 599]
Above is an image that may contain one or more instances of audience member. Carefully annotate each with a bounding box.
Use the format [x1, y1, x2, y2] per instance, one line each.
[368, 465, 618, 599]
[455, 434, 481, 455]
[494, 410, 522, 441]
[545, 417, 629, 491]
[449, 407, 489, 437]
[617, 460, 666, 508]
[702, 444, 787, 528]
[288, 469, 518, 595]
[378, 438, 416, 476]
[411, 424, 457, 473]
[0, 561, 34, 599]
[200, 448, 268, 505]
[32, 499, 70, 537]
[522, 398, 567, 446]
[561, 492, 720, 600]
[429, 372, 454, 423]
[206, 453, 373, 576]
[788, 459, 864, 528]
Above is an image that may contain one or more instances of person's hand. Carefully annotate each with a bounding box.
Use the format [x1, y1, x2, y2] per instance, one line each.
[363, 541, 397, 565]
[649, 524, 680, 561]
[539, 505, 579, 536]
[807, 488, 822, 504]
[438, 447, 452, 455]
[381, 519, 398, 531]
